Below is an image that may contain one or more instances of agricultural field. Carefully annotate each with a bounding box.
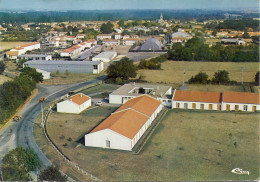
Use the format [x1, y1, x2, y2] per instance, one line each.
[45, 106, 259, 181]
[138, 61, 259, 85]
[0, 41, 32, 51]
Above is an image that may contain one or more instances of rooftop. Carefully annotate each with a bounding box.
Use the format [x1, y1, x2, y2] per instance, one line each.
[67, 93, 91, 105]
[18, 54, 51, 58]
[110, 83, 172, 99]
[24, 60, 102, 65]
[93, 51, 117, 59]
[222, 92, 260, 105]
[173, 90, 221, 103]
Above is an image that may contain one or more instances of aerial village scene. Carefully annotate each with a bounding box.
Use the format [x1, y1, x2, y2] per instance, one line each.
[0, 0, 259, 181]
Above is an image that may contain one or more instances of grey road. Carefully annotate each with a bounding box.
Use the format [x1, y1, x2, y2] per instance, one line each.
[0, 76, 106, 168]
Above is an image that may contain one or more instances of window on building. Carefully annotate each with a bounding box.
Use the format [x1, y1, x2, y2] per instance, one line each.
[93, 65, 98, 70]
[226, 104, 230, 111]
[184, 103, 188, 109]
[209, 104, 213, 110]
[200, 104, 204, 110]
[235, 105, 239, 111]
[106, 140, 110, 148]
[243, 105, 248, 111]
[192, 103, 196, 109]
[176, 102, 180, 108]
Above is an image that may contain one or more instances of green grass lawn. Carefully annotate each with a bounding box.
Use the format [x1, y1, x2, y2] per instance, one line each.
[46, 107, 259, 181]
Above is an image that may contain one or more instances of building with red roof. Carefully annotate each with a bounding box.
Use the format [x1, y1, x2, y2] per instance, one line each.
[57, 93, 91, 114]
[85, 95, 163, 151]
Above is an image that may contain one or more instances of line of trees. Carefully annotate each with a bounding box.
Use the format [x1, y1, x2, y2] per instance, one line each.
[106, 57, 137, 84]
[0, 67, 43, 124]
[189, 70, 237, 85]
[168, 37, 259, 62]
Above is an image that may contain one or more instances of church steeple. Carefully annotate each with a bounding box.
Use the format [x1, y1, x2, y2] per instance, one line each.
[160, 12, 163, 21]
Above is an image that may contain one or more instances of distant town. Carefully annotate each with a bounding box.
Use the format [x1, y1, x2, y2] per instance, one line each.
[0, 8, 259, 181]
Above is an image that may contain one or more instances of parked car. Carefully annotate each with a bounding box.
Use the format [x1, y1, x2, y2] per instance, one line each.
[95, 101, 102, 106]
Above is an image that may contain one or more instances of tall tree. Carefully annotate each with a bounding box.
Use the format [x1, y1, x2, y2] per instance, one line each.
[107, 57, 137, 81]
[117, 20, 125, 27]
[38, 165, 68, 181]
[212, 70, 230, 84]
[189, 72, 209, 84]
[100, 21, 114, 34]
[1, 147, 41, 181]
[20, 67, 43, 83]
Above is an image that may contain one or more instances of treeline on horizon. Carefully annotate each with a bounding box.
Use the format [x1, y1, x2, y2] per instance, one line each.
[0, 9, 258, 24]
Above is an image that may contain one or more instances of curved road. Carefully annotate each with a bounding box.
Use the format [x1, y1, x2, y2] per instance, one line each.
[0, 76, 105, 168]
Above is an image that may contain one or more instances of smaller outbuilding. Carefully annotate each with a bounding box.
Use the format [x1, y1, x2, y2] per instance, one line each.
[57, 93, 91, 114]
[92, 52, 117, 62]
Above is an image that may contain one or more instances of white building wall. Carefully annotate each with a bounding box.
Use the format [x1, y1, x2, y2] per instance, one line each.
[57, 100, 80, 113]
[85, 129, 132, 151]
[221, 102, 260, 112]
[57, 99, 91, 114]
[172, 100, 220, 111]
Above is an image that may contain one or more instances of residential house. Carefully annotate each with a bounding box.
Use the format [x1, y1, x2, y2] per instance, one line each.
[57, 93, 91, 114]
[102, 39, 120, 46]
[123, 38, 140, 46]
[97, 34, 112, 40]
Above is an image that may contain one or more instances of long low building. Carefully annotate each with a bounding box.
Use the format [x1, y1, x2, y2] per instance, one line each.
[17, 54, 52, 63]
[172, 90, 260, 112]
[23, 60, 104, 74]
[85, 95, 163, 151]
[109, 83, 172, 107]
[92, 51, 117, 62]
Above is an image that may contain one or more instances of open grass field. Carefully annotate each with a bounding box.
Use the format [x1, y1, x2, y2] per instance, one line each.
[41, 73, 103, 85]
[185, 84, 244, 92]
[138, 61, 259, 85]
[45, 107, 259, 181]
[0, 42, 32, 51]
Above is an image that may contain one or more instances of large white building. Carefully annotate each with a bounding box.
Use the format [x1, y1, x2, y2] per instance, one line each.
[92, 51, 117, 62]
[109, 83, 172, 107]
[172, 90, 222, 110]
[57, 93, 91, 114]
[85, 95, 163, 151]
[97, 34, 112, 40]
[172, 90, 260, 112]
[221, 92, 260, 112]
[23, 60, 104, 74]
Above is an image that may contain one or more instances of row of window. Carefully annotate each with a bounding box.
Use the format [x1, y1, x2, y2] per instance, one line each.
[175, 102, 257, 112]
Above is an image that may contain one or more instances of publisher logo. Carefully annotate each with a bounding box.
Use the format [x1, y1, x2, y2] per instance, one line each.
[231, 168, 250, 175]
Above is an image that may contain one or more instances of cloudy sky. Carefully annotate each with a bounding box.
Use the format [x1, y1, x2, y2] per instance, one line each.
[0, 0, 258, 11]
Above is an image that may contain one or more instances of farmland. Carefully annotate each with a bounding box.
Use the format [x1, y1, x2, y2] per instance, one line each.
[138, 61, 259, 85]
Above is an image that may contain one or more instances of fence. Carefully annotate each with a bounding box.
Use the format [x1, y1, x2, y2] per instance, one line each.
[42, 107, 102, 182]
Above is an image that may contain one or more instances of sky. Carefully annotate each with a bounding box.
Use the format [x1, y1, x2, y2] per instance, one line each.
[0, 0, 259, 11]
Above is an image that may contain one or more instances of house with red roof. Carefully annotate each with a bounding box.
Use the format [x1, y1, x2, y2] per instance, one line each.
[57, 93, 91, 114]
[85, 95, 163, 151]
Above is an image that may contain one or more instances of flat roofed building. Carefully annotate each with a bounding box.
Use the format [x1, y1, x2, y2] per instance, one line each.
[17, 54, 52, 63]
[102, 39, 120, 46]
[109, 83, 172, 107]
[172, 90, 222, 110]
[92, 51, 117, 62]
[222, 92, 260, 112]
[85, 95, 163, 151]
[23, 60, 103, 74]
[57, 93, 91, 114]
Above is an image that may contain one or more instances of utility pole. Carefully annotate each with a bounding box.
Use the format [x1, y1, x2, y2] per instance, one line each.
[241, 67, 244, 85]
[39, 97, 46, 128]
[182, 69, 186, 86]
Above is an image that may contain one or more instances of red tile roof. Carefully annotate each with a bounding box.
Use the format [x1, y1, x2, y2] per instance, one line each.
[90, 109, 148, 139]
[173, 90, 221, 103]
[222, 92, 260, 105]
[68, 93, 90, 105]
[116, 95, 162, 117]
